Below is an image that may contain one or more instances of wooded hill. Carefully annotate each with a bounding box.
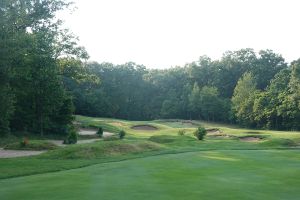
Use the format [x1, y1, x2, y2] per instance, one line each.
[1, 0, 300, 137]
[69, 52, 300, 131]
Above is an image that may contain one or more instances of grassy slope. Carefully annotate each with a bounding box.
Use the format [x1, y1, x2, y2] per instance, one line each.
[0, 115, 299, 179]
[4, 140, 58, 150]
[1, 115, 300, 199]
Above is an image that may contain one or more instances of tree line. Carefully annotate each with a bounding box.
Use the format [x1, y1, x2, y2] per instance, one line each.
[69, 49, 300, 130]
[0, 0, 94, 136]
[1, 1, 300, 137]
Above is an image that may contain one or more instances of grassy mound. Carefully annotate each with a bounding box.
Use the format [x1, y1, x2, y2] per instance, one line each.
[149, 135, 178, 143]
[131, 125, 158, 131]
[103, 135, 120, 141]
[244, 131, 261, 134]
[77, 115, 122, 133]
[155, 119, 200, 128]
[261, 138, 298, 147]
[40, 140, 162, 159]
[88, 123, 120, 133]
[238, 135, 267, 141]
[4, 140, 58, 151]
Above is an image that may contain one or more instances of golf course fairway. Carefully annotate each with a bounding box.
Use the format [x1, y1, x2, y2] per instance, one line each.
[1, 149, 300, 200]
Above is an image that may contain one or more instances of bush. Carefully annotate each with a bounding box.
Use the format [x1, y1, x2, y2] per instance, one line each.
[119, 130, 126, 139]
[194, 126, 207, 140]
[178, 129, 186, 136]
[20, 137, 29, 147]
[63, 126, 78, 144]
[97, 127, 104, 138]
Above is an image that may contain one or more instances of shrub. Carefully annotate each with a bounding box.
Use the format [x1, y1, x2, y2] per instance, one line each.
[194, 126, 207, 140]
[63, 126, 78, 144]
[20, 137, 29, 147]
[97, 127, 104, 138]
[119, 130, 126, 139]
[178, 129, 186, 136]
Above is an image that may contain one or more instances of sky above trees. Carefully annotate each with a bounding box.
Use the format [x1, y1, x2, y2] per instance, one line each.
[58, 0, 300, 68]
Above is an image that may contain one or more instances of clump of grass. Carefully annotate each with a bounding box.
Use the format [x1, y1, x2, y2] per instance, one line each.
[149, 135, 177, 144]
[178, 129, 186, 136]
[4, 140, 58, 150]
[0, 134, 18, 147]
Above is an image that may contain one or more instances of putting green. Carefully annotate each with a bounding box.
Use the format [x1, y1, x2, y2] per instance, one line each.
[1, 150, 300, 200]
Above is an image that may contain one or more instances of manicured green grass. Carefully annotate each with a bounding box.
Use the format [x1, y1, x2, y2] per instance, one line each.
[1, 115, 300, 199]
[1, 150, 300, 200]
[1, 135, 298, 180]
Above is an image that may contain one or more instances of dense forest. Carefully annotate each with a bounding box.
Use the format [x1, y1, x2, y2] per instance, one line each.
[1, 0, 300, 138]
[69, 51, 300, 130]
[0, 0, 94, 136]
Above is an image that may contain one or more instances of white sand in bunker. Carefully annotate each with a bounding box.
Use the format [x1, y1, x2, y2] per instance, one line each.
[47, 131, 114, 146]
[239, 137, 262, 142]
[131, 125, 158, 131]
[0, 148, 45, 158]
[0, 130, 116, 158]
[78, 128, 97, 135]
[78, 128, 114, 137]
[206, 128, 222, 135]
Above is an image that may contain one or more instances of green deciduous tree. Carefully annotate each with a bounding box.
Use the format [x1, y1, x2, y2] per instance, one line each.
[232, 72, 258, 127]
[1, 0, 89, 135]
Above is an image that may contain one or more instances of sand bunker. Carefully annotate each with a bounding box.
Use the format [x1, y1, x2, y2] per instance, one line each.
[78, 128, 97, 135]
[131, 125, 158, 131]
[77, 139, 101, 144]
[0, 148, 45, 158]
[239, 136, 262, 142]
[78, 128, 114, 137]
[47, 132, 114, 147]
[211, 134, 234, 138]
[109, 122, 125, 127]
[206, 128, 222, 135]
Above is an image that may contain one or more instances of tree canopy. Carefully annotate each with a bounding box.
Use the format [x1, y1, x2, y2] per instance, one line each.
[1, 1, 299, 135]
[66, 49, 300, 130]
[0, 0, 90, 136]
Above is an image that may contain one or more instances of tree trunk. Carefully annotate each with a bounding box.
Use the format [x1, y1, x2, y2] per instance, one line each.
[40, 114, 43, 136]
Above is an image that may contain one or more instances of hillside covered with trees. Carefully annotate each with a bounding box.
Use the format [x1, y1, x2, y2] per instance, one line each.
[0, 0, 95, 136]
[1, 0, 300, 138]
[69, 50, 300, 130]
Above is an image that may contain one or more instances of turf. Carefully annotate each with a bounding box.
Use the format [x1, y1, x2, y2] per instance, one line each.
[1, 150, 300, 200]
[1, 115, 300, 199]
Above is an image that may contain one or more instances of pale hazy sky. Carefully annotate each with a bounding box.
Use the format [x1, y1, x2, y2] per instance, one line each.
[59, 0, 300, 68]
